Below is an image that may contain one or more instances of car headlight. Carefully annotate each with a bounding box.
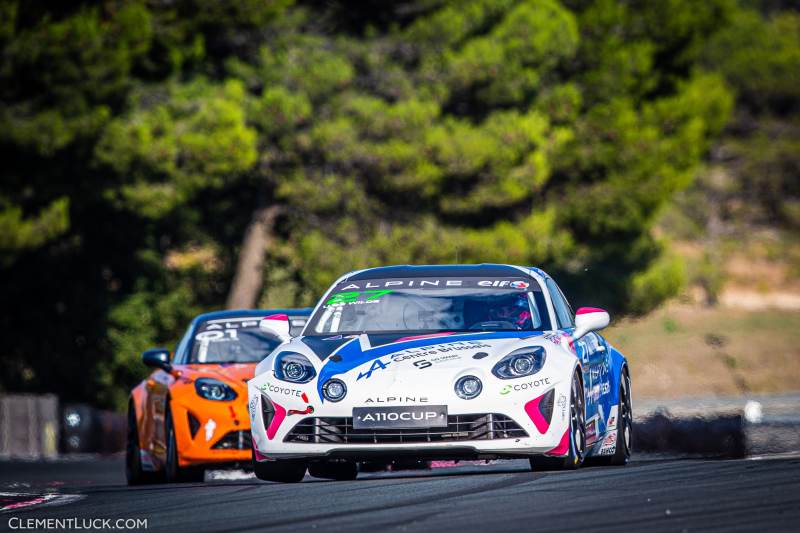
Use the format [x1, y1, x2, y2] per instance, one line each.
[274, 352, 317, 384]
[491, 347, 546, 379]
[195, 378, 237, 401]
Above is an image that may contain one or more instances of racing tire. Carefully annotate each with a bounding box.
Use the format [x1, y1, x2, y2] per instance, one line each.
[253, 457, 307, 483]
[125, 406, 161, 485]
[164, 407, 205, 483]
[586, 369, 632, 467]
[530, 371, 586, 471]
[308, 461, 359, 481]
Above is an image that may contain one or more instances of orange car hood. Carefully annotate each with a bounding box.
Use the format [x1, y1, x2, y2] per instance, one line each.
[179, 364, 257, 387]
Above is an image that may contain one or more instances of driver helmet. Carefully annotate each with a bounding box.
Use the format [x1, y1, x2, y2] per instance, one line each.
[492, 295, 532, 327]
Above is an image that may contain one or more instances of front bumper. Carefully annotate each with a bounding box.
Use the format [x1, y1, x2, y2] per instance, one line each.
[248, 374, 572, 461]
[170, 396, 252, 467]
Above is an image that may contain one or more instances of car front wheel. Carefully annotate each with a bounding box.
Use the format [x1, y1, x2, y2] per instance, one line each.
[125, 406, 161, 485]
[164, 406, 205, 483]
[530, 371, 586, 471]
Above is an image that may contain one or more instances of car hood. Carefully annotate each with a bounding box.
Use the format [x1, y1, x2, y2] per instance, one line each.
[181, 363, 257, 387]
[259, 330, 555, 402]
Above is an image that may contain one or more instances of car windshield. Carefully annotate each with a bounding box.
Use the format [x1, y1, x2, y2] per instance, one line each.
[305, 277, 551, 335]
[188, 317, 285, 364]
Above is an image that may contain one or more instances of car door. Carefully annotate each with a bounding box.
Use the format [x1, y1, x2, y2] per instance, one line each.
[144, 368, 172, 464]
[545, 278, 609, 445]
[144, 324, 192, 466]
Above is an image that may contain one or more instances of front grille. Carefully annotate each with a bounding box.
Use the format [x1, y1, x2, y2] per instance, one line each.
[284, 414, 527, 444]
[211, 430, 251, 450]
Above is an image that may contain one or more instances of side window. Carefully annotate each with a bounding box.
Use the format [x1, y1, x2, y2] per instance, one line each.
[546, 279, 575, 329]
[173, 324, 194, 364]
[555, 284, 575, 326]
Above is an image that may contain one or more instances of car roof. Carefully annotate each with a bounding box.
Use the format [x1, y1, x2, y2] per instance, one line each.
[345, 264, 541, 281]
[191, 308, 312, 325]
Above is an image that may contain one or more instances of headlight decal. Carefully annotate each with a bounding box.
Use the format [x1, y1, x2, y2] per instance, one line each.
[274, 352, 317, 384]
[491, 347, 546, 379]
[194, 378, 237, 401]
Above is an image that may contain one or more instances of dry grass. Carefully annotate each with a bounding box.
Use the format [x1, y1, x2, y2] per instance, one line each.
[603, 305, 800, 399]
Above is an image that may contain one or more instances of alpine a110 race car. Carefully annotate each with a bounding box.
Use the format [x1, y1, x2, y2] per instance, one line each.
[126, 308, 310, 484]
[249, 264, 632, 482]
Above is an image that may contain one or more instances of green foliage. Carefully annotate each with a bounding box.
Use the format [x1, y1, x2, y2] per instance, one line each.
[95, 80, 258, 217]
[705, 9, 800, 113]
[4, 0, 793, 409]
[698, 7, 800, 228]
[0, 197, 70, 266]
[628, 252, 687, 314]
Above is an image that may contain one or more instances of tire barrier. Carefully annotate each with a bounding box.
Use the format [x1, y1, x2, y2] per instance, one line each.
[0, 394, 59, 459]
[633, 411, 747, 458]
[61, 404, 126, 454]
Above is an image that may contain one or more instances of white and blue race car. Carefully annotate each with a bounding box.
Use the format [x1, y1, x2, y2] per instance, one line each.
[249, 264, 632, 482]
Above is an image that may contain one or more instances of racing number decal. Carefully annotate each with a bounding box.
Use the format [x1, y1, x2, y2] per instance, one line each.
[325, 290, 393, 305]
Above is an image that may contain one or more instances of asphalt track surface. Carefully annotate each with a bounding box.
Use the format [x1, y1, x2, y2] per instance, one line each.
[2, 455, 800, 532]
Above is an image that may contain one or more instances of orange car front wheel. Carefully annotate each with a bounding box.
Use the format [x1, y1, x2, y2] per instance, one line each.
[165, 406, 205, 483]
[126, 406, 162, 486]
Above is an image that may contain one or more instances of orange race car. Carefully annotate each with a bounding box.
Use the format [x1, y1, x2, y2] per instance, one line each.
[126, 308, 310, 484]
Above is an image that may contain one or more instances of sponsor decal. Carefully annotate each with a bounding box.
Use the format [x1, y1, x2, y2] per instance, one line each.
[364, 396, 429, 403]
[204, 419, 216, 442]
[359, 411, 437, 423]
[259, 384, 314, 416]
[606, 405, 619, 430]
[543, 333, 561, 344]
[557, 393, 567, 420]
[391, 341, 491, 361]
[586, 417, 599, 444]
[543, 332, 574, 355]
[597, 430, 617, 456]
[287, 392, 315, 416]
[353, 405, 448, 429]
[333, 277, 541, 292]
[358, 358, 389, 380]
[357, 341, 492, 380]
[248, 396, 258, 419]
[499, 377, 552, 395]
[325, 290, 393, 306]
[589, 384, 609, 402]
[199, 319, 259, 332]
[590, 361, 610, 381]
[260, 382, 305, 398]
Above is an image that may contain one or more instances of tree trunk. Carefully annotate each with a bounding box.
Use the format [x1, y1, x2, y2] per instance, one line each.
[226, 205, 281, 309]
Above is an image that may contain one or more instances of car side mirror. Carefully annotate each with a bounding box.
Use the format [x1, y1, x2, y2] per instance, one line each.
[573, 307, 610, 339]
[259, 314, 291, 342]
[142, 348, 172, 372]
